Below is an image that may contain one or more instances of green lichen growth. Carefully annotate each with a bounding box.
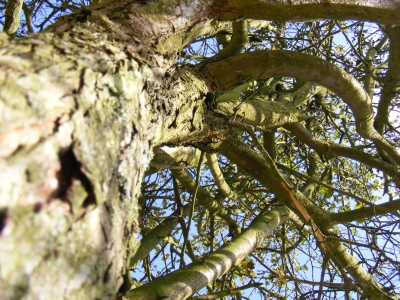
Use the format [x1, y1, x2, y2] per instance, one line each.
[156, 34, 183, 55]
[137, 0, 175, 15]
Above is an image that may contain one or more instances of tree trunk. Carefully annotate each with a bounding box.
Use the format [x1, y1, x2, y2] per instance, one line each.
[0, 30, 157, 299]
[1, 0, 400, 299]
[0, 1, 210, 298]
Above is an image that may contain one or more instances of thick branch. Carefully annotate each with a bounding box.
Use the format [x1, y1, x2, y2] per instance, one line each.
[215, 98, 298, 129]
[126, 206, 293, 300]
[4, 0, 23, 34]
[326, 238, 394, 300]
[206, 153, 240, 201]
[214, 0, 400, 25]
[375, 26, 400, 135]
[130, 205, 191, 269]
[218, 135, 395, 299]
[217, 134, 330, 225]
[150, 146, 204, 170]
[331, 199, 400, 223]
[263, 132, 276, 160]
[202, 50, 400, 164]
[209, 20, 248, 62]
[22, 2, 34, 33]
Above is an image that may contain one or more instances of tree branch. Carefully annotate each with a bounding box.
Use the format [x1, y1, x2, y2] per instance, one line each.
[217, 134, 396, 299]
[286, 122, 400, 181]
[21, 2, 33, 33]
[206, 153, 240, 201]
[191, 283, 262, 299]
[375, 26, 400, 135]
[207, 20, 248, 62]
[276, 162, 380, 206]
[214, 0, 400, 25]
[171, 169, 241, 235]
[331, 199, 400, 223]
[4, 0, 23, 34]
[126, 206, 293, 300]
[130, 205, 192, 269]
[201, 50, 400, 165]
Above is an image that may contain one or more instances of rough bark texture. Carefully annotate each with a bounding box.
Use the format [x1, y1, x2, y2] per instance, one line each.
[0, 1, 211, 298]
[4, 0, 23, 34]
[0, 26, 156, 299]
[1, 0, 400, 299]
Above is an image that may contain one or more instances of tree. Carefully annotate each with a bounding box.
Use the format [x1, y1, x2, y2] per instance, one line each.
[1, 0, 400, 299]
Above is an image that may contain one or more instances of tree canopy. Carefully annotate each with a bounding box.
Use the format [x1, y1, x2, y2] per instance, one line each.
[1, 1, 400, 300]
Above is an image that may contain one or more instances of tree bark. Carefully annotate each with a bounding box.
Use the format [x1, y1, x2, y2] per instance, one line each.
[0, 28, 158, 299]
[1, 0, 400, 299]
[0, 1, 210, 298]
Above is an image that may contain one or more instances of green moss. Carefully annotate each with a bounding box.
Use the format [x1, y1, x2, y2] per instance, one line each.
[156, 34, 183, 54]
[139, 0, 175, 15]
[69, 180, 89, 216]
